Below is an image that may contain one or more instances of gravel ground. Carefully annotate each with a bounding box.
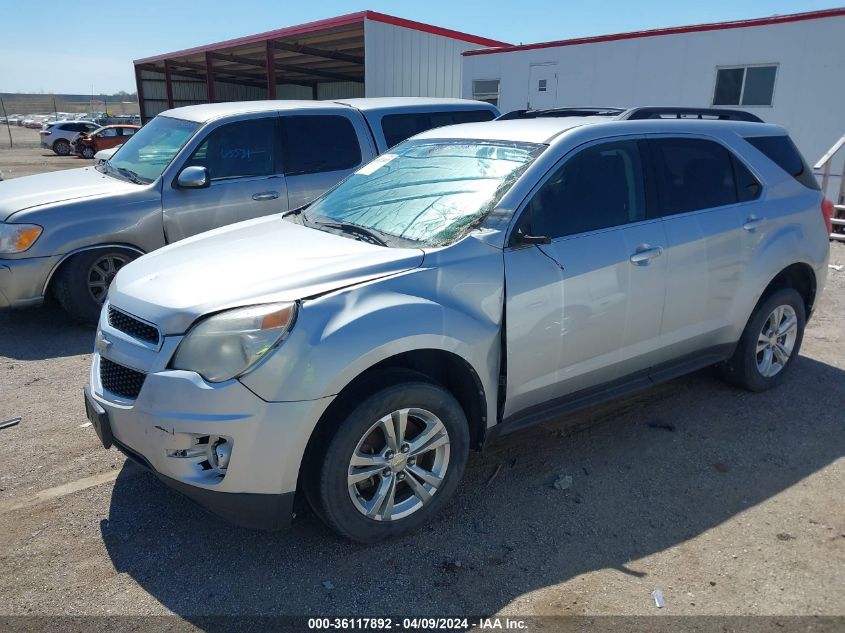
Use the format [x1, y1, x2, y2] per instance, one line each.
[0, 151, 843, 621]
[0, 129, 94, 179]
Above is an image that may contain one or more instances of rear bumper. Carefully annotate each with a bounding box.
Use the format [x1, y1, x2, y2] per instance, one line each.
[0, 256, 58, 309]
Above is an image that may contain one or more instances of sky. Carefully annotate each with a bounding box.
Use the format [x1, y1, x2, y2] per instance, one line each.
[0, 0, 838, 94]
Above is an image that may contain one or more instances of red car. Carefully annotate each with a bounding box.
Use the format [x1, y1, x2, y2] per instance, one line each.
[74, 125, 140, 159]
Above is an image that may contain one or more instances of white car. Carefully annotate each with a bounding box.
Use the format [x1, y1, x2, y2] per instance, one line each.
[94, 146, 119, 166]
[39, 120, 102, 156]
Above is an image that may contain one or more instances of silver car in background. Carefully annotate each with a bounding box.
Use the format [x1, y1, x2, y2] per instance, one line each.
[0, 98, 498, 322]
[85, 108, 830, 542]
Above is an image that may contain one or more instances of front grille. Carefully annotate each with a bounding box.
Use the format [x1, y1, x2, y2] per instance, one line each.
[108, 306, 160, 346]
[100, 358, 146, 400]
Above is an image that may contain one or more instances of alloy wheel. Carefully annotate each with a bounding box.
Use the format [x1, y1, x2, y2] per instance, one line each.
[87, 254, 130, 304]
[756, 304, 798, 377]
[347, 407, 450, 522]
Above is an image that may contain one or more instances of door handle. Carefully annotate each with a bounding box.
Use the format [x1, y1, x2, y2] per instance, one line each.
[743, 215, 765, 231]
[252, 191, 279, 201]
[629, 245, 664, 265]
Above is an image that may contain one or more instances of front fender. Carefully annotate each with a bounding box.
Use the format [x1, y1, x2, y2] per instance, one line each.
[5, 188, 165, 260]
[240, 238, 504, 426]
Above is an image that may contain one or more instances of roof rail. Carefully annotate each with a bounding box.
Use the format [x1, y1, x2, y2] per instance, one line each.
[618, 107, 764, 122]
[497, 107, 625, 120]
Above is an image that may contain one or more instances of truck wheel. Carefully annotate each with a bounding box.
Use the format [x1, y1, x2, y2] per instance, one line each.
[53, 139, 70, 156]
[311, 379, 469, 543]
[81, 146, 95, 159]
[721, 287, 806, 392]
[53, 249, 137, 324]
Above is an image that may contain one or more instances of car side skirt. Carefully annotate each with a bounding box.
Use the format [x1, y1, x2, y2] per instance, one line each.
[487, 343, 736, 443]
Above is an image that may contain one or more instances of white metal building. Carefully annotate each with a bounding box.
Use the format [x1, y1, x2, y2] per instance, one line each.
[462, 8, 845, 194]
[134, 11, 507, 122]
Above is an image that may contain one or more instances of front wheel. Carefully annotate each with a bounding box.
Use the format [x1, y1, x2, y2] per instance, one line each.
[53, 249, 137, 324]
[311, 380, 469, 542]
[721, 287, 806, 392]
[81, 146, 95, 159]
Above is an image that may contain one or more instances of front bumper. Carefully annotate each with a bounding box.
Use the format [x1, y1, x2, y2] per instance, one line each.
[0, 255, 59, 309]
[87, 317, 334, 529]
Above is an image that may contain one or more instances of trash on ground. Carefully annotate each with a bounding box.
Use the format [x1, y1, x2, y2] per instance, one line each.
[776, 532, 796, 541]
[652, 589, 666, 608]
[79, 422, 92, 428]
[486, 464, 502, 486]
[0, 417, 21, 430]
[553, 474, 573, 490]
[828, 264, 843, 271]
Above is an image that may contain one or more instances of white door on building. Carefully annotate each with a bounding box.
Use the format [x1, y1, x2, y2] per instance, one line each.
[528, 64, 558, 110]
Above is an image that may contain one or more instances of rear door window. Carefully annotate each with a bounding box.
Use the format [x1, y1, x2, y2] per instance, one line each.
[280, 115, 361, 175]
[381, 109, 496, 148]
[649, 138, 738, 215]
[745, 135, 820, 190]
[187, 117, 276, 181]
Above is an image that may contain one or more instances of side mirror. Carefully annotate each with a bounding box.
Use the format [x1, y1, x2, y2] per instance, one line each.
[177, 166, 209, 189]
[513, 227, 551, 246]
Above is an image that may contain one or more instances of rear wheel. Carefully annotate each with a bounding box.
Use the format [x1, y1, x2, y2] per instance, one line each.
[53, 139, 70, 156]
[53, 249, 137, 324]
[721, 287, 805, 392]
[310, 379, 469, 542]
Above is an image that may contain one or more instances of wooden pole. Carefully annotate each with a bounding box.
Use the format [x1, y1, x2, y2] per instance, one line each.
[0, 98, 12, 149]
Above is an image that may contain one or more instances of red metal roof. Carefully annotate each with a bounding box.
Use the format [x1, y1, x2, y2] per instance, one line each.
[134, 10, 509, 65]
[463, 7, 845, 57]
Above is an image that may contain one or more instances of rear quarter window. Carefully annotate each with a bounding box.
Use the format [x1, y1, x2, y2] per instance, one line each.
[745, 135, 820, 191]
[381, 109, 496, 148]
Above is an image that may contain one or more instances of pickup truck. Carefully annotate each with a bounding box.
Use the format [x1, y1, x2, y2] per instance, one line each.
[0, 98, 498, 322]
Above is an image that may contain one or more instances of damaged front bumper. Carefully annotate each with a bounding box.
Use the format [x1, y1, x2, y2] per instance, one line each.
[86, 314, 334, 530]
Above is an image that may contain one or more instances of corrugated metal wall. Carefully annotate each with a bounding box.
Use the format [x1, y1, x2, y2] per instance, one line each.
[364, 19, 479, 97]
[213, 81, 267, 102]
[139, 69, 169, 119]
[318, 81, 365, 99]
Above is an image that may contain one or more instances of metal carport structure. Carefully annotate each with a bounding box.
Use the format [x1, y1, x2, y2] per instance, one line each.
[133, 11, 508, 122]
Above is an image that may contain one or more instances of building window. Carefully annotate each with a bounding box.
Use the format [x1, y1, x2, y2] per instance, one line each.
[472, 79, 500, 106]
[538, 79, 547, 92]
[713, 64, 777, 107]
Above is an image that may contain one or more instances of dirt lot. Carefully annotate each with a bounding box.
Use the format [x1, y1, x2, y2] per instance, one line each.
[0, 150, 843, 625]
[0, 128, 94, 179]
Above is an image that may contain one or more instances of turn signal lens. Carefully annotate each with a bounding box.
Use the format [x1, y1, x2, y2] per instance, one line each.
[0, 224, 43, 254]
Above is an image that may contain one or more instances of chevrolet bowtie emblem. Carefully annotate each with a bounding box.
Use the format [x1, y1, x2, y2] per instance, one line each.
[96, 333, 113, 355]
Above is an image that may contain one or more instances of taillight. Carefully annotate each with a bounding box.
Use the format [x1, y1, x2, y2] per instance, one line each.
[39, 130, 51, 136]
[821, 198, 834, 235]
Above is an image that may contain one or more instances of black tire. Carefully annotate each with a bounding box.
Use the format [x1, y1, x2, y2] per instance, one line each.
[81, 146, 95, 159]
[721, 287, 806, 392]
[310, 378, 469, 543]
[53, 139, 70, 156]
[53, 249, 137, 324]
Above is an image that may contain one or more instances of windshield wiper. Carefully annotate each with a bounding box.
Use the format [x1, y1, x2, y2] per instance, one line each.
[282, 203, 310, 218]
[315, 221, 389, 246]
[114, 166, 145, 184]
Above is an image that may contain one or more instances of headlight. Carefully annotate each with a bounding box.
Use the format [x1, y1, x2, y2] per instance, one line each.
[172, 302, 297, 383]
[0, 223, 43, 253]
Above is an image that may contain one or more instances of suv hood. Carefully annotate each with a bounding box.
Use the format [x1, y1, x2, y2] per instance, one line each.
[109, 215, 425, 334]
[0, 167, 135, 221]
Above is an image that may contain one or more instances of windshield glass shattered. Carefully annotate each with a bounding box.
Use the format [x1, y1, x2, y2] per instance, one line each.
[304, 140, 544, 247]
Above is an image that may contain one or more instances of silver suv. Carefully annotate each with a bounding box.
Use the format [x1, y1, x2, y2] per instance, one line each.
[85, 108, 830, 542]
[0, 98, 497, 322]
